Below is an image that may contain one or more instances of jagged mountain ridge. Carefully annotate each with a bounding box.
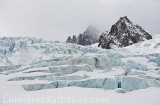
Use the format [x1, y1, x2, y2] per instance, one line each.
[98, 16, 152, 49]
[66, 26, 99, 46]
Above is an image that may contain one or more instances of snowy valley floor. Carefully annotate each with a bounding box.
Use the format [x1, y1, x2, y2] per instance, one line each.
[0, 85, 160, 105]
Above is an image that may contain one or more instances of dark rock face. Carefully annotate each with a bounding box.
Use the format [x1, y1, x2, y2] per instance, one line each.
[66, 35, 77, 43]
[66, 26, 99, 46]
[98, 16, 152, 49]
[66, 36, 72, 43]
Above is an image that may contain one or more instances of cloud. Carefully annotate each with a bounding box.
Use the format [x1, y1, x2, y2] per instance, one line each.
[0, 0, 159, 41]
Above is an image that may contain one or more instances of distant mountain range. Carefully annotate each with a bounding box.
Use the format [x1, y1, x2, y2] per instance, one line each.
[66, 16, 152, 48]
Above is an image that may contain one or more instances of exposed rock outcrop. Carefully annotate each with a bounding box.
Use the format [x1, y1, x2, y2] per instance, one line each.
[66, 25, 99, 46]
[98, 16, 152, 49]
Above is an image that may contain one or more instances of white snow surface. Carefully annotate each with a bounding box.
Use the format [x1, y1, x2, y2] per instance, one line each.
[0, 36, 160, 104]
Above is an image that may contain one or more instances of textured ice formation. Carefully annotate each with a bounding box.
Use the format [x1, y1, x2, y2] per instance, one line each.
[49, 64, 93, 75]
[150, 54, 160, 66]
[0, 36, 160, 93]
[21, 76, 160, 91]
[127, 60, 147, 71]
[0, 65, 21, 72]
[21, 78, 117, 91]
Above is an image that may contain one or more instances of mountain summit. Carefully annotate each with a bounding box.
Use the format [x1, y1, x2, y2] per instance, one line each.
[66, 25, 99, 46]
[98, 16, 152, 49]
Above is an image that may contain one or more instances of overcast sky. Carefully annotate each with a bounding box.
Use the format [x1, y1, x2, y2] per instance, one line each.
[0, 0, 159, 42]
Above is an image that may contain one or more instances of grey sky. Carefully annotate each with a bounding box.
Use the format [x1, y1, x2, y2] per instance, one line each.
[0, 0, 159, 42]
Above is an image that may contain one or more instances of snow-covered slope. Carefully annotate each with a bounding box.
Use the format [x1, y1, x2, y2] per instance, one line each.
[0, 36, 160, 92]
[0, 36, 160, 104]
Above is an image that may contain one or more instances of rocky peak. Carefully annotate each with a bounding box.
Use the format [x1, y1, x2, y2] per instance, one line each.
[109, 16, 132, 36]
[66, 25, 99, 46]
[118, 16, 132, 24]
[98, 16, 152, 49]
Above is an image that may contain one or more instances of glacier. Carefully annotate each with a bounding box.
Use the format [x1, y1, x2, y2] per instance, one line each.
[0, 36, 160, 93]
